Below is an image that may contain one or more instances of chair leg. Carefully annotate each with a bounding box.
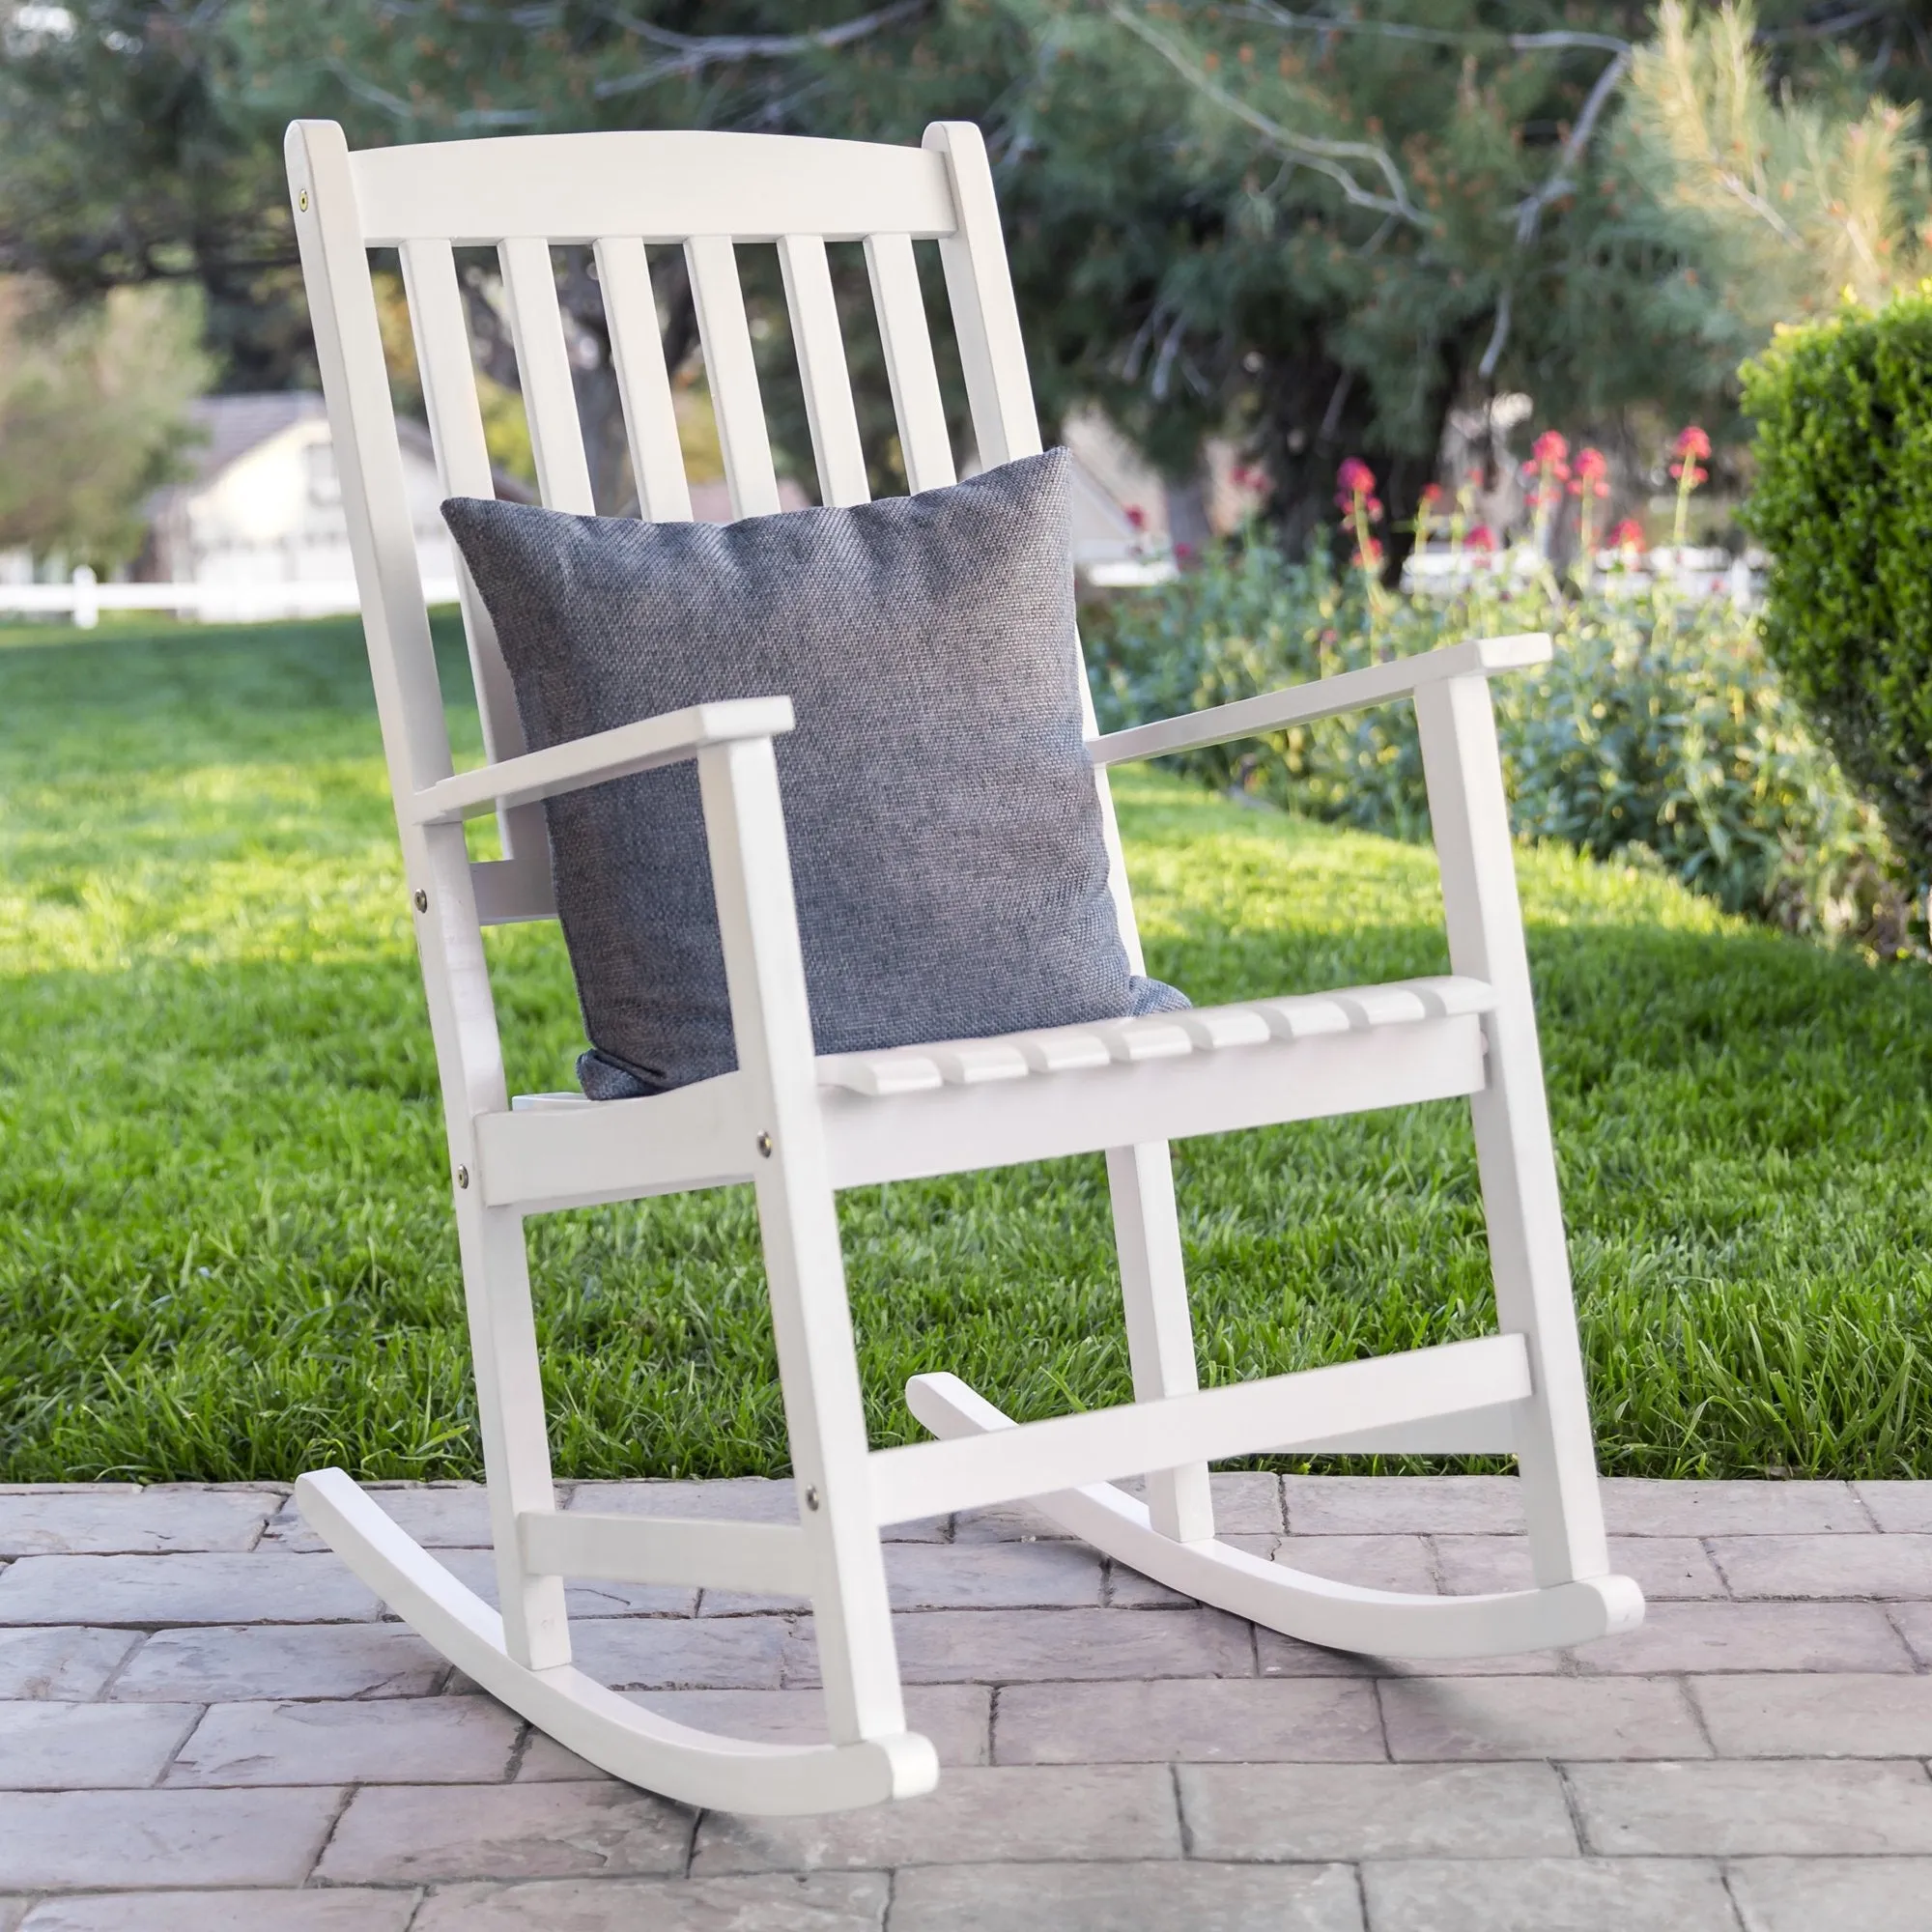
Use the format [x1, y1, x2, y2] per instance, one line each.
[451, 1196, 571, 1669]
[698, 736, 910, 1750]
[1416, 673, 1613, 1587]
[1107, 1142, 1214, 1544]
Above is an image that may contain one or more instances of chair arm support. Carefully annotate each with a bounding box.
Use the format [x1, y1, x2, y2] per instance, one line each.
[409, 696, 796, 826]
[1089, 633, 1550, 768]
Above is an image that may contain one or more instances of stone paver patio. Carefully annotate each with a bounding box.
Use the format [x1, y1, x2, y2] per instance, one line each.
[2, 1474, 1930, 1928]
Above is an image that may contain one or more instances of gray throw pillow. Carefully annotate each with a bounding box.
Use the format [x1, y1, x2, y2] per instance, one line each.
[442, 449, 1186, 1098]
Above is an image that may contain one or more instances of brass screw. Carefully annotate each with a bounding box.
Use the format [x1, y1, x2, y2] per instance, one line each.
[298, 189, 309, 213]
[412, 889, 428, 913]
[805, 1486, 821, 1511]
[455, 1165, 469, 1190]
[756, 1131, 774, 1158]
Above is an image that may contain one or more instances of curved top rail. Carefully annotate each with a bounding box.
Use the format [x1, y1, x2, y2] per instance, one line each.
[340, 128, 959, 246]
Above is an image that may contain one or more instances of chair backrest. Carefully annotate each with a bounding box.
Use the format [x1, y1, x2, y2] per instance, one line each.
[285, 119, 1147, 973]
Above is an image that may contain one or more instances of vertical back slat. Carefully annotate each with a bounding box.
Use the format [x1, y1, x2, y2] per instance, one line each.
[401, 238, 549, 896]
[498, 237, 597, 514]
[778, 235, 869, 508]
[401, 239, 526, 764]
[863, 234, 955, 494]
[686, 235, 782, 518]
[593, 237, 694, 523]
[922, 123, 1042, 469]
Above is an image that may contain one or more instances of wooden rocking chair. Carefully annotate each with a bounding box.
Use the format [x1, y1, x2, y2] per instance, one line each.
[284, 116, 1642, 1818]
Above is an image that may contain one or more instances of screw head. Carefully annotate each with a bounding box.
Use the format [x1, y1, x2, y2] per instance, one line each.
[412, 889, 428, 913]
[756, 1131, 774, 1158]
[298, 189, 309, 213]
[805, 1486, 821, 1511]
[455, 1164, 469, 1190]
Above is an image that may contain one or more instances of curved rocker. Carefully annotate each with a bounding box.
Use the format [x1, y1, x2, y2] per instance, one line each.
[906, 1375, 1645, 1660]
[295, 1470, 939, 1817]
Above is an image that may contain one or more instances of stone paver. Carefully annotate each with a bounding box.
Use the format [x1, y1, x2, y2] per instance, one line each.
[993, 1675, 1383, 1763]
[1726, 1856, 1932, 1932]
[1281, 1475, 1526, 1535]
[563, 1614, 787, 1690]
[409, 1873, 889, 1929]
[787, 1606, 1255, 1685]
[1690, 1671, 1932, 1756]
[1711, 1532, 1932, 1599]
[890, 1861, 1363, 1930]
[5, 1474, 1932, 1915]
[1568, 1599, 1914, 1674]
[700, 1538, 1106, 1618]
[1568, 1758, 1932, 1855]
[0, 1701, 198, 1788]
[514, 1686, 992, 1778]
[1360, 1858, 1738, 1931]
[0, 1788, 343, 1889]
[109, 1621, 449, 1702]
[167, 1695, 523, 1785]
[1275, 1534, 1438, 1596]
[1604, 1478, 1868, 1536]
[1854, 1483, 1932, 1533]
[263, 1482, 495, 1552]
[0, 1489, 279, 1558]
[1436, 1534, 1726, 1599]
[1378, 1673, 1709, 1760]
[0, 1553, 380, 1627]
[0, 1628, 138, 1700]
[20, 1893, 420, 1931]
[316, 1779, 692, 1881]
[691, 1765, 1182, 1873]
[435, 1547, 696, 1619]
[1178, 1761, 1577, 1860]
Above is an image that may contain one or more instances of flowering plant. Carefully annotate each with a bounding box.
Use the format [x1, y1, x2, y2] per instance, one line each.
[1669, 425, 1712, 547]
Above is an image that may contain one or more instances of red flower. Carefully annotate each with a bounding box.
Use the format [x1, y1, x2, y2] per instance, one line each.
[1124, 504, 1147, 532]
[1335, 457, 1377, 511]
[1674, 424, 1712, 460]
[1464, 524, 1497, 554]
[1418, 482, 1444, 509]
[1352, 535, 1385, 567]
[1569, 446, 1609, 497]
[1610, 518, 1645, 551]
[1531, 429, 1570, 470]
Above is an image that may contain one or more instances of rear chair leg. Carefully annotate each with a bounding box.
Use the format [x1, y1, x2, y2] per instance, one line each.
[453, 1196, 571, 1668]
[1108, 1142, 1214, 1544]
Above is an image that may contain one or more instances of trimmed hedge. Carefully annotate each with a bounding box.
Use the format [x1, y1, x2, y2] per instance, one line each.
[1741, 294, 1932, 906]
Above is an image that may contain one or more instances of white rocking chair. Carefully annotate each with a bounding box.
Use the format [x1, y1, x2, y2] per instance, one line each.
[284, 116, 1642, 1818]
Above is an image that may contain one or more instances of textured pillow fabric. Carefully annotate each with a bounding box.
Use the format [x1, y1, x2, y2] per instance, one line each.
[442, 449, 1186, 1098]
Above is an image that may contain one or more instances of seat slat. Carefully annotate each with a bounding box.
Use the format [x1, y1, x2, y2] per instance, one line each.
[686, 235, 782, 519]
[780, 235, 869, 509]
[864, 234, 955, 494]
[499, 237, 596, 515]
[593, 236, 694, 522]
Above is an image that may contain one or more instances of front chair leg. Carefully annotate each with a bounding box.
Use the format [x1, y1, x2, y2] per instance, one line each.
[1415, 673, 1614, 1588]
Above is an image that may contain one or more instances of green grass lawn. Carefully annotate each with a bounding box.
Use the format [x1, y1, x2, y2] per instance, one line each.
[3, 614, 1929, 1483]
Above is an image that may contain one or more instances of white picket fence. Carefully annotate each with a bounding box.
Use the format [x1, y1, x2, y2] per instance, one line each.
[0, 566, 461, 628]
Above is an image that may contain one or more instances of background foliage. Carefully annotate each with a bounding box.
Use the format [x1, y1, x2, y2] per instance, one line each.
[1088, 536, 1912, 951]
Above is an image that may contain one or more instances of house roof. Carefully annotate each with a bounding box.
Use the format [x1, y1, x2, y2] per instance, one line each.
[176, 392, 329, 494]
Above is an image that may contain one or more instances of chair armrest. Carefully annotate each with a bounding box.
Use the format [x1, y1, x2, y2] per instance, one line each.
[1089, 633, 1550, 768]
[408, 696, 796, 827]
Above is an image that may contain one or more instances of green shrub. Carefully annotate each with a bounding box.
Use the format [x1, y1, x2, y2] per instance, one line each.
[1741, 292, 1932, 910]
[1086, 538, 1912, 952]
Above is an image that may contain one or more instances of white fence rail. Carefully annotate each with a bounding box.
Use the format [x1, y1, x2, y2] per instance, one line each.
[0, 567, 459, 628]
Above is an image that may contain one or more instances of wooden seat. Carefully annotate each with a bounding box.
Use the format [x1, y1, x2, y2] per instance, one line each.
[284, 114, 1642, 1820]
